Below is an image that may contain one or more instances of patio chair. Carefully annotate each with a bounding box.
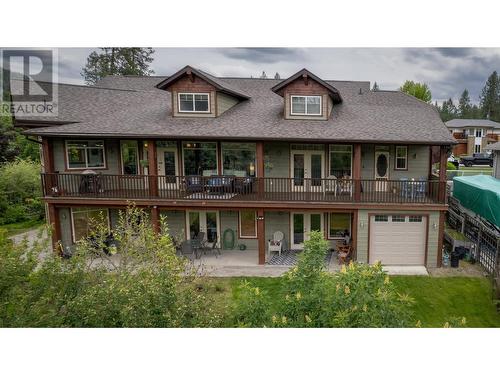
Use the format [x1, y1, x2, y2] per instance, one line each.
[180, 240, 199, 260]
[268, 231, 285, 257]
[185, 176, 205, 194]
[415, 177, 427, 199]
[338, 245, 353, 265]
[399, 177, 411, 198]
[201, 237, 222, 258]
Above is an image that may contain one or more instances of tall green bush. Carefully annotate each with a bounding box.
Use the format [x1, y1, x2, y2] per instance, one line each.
[0, 159, 44, 224]
[0, 206, 222, 327]
[232, 232, 415, 328]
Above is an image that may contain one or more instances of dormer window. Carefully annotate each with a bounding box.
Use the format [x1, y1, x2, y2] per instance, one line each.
[291, 95, 322, 116]
[178, 93, 210, 113]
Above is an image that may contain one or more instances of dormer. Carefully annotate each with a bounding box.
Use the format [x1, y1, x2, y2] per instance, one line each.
[271, 68, 342, 120]
[156, 65, 250, 118]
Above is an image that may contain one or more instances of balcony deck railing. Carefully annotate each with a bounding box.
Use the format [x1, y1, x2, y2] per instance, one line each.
[41, 173, 445, 204]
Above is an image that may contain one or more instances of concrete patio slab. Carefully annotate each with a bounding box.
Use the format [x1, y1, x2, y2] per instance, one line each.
[382, 266, 428, 276]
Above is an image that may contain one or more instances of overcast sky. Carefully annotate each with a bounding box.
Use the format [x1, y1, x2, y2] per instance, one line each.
[56, 48, 500, 104]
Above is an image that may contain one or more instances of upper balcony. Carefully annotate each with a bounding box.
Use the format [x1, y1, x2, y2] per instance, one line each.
[40, 138, 449, 207]
[41, 173, 445, 205]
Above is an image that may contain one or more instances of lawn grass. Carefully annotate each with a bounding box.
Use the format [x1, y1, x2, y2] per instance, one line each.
[210, 275, 500, 327]
[0, 219, 45, 237]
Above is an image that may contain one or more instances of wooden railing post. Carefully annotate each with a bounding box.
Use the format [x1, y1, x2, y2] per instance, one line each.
[147, 140, 159, 198]
[151, 205, 160, 234]
[353, 144, 362, 201]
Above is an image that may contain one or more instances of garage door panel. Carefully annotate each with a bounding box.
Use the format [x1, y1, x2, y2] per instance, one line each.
[369, 216, 426, 266]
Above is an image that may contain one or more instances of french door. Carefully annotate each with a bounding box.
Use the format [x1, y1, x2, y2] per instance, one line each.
[374, 151, 390, 192]
[291, 150, 324, 192]
[291, 212, 323, 249]
[157, 146, 179, 189]
[186, 211, 220, 246]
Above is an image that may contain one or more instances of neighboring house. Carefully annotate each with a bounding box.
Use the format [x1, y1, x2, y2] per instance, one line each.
[445, 118, 500, 156]
[486, 141, 500, 178]
[14, 66, 455, 268]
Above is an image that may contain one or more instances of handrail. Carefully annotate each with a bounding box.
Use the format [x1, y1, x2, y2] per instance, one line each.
[40, 173, 445, 204]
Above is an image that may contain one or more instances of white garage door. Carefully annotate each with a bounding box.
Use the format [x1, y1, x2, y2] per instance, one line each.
[369, 214, 426, 266]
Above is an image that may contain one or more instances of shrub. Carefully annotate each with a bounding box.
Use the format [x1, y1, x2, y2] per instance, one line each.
[232, 232, 415, 328]
[0, 206, 223, 327]
[447, 161, 457, 170]
[0, 159, 44, 224]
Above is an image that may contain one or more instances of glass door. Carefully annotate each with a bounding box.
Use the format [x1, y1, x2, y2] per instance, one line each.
[157, 147, 179, 190]
[291, 212, 324, 249]
[374, 151, 389, 192]
[186, 211, 219, 246]
[291, 150, 324, 192]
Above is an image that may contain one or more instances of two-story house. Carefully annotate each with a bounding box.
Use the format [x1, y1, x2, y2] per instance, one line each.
[445, 118, 500, 156]
[15, 66, 455, 268]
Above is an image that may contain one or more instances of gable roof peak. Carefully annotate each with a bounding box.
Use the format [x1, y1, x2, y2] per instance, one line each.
[155, 65, 250, 100]
[271, 68, 342, 103]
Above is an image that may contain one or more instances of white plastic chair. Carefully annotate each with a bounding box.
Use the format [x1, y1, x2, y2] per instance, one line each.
[268, 231, 285, 256]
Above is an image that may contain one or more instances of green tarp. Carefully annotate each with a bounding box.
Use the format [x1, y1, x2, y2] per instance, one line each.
[453, 175, 500, 227]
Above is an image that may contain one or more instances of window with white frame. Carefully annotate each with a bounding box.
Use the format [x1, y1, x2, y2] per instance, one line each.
[395, 146, 408, 170]
[475, 144, 481, 153]
[178, 93, 210, 112]
[239, 210, 257, 238]
[66, 140, 106, 169]
[475, 128, 483, 137]
[290, 95, 321, 116]
[71, 207, 109, 242]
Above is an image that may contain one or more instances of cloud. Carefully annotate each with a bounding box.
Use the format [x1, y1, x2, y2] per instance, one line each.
[50, 47, 500, 104]
[218, 48, 305, 63]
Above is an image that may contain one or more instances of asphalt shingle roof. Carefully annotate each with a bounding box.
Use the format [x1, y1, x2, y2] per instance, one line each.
[445, 119, 500, 129]
[17, 73, 454, 145]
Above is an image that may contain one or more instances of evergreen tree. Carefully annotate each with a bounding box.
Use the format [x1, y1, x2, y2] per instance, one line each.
[372, 82, 380, 91]
[438, 98, 458, 122]
[82, 48, 155, 84]
[479, 71, 500, 120]
[458, 89, 472, 118]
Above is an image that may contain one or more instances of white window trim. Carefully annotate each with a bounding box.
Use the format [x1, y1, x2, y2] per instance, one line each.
[239, 210, 257, 239]
[120, 140, 140, 175]
[181, 141, 219, 176]
[327, 212, 352, 239]
[70, 207, 110, 243]
[65, 140, 107, 170]
[395, 145, 408, 170]
[290, 95, 322, 116]
[329, 144, 353, 178]
[178, 92, 211, 113]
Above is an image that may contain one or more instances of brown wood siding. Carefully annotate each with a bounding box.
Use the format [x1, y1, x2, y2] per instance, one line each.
[282, 79, 329, 120]
[169, 75, 216, 118]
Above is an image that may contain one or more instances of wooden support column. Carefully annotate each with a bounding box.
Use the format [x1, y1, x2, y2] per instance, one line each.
[151, 205, 160, 234]
[351, 210, 358, 261]
[438, 145, 448, 203]
[47, 203, 62, 255]
[147, 140, 159, 198]
[436, 210, 446, 267]
[256, 141, 265, 198]
[353, 143, 362, 201]
[257, 208, 265, 265]
[41, 137, 55, 194]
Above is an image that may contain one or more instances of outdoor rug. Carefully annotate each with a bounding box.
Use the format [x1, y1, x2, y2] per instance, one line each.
[268, 250, 333, 266]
